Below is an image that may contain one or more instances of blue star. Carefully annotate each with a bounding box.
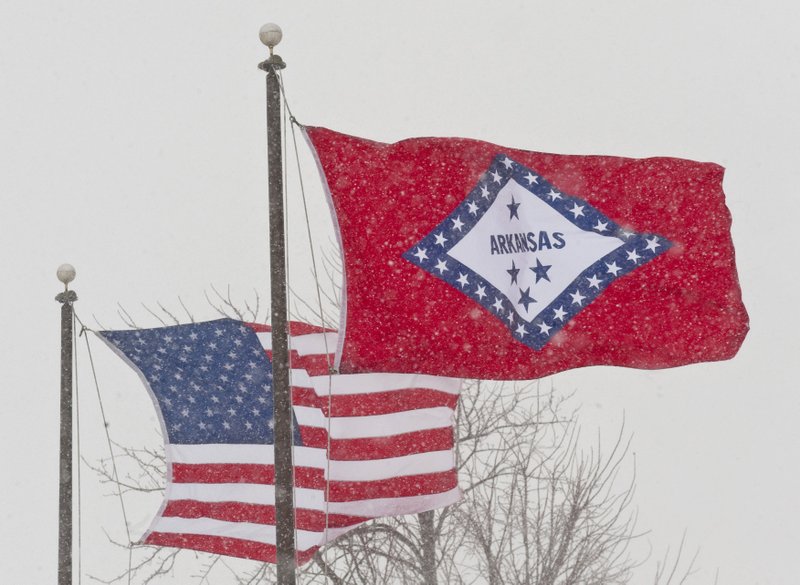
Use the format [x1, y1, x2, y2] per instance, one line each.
[507, 260, 520, 284]
[518, 287, 536, 311]
[530, 258, 552, 283]
[507, 196, 521, 220]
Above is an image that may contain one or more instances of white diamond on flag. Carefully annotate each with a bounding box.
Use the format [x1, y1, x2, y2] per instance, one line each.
[403, 154, 672, 350]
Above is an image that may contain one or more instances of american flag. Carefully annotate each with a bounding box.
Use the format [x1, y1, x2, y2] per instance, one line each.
[100, 319, 462, 564]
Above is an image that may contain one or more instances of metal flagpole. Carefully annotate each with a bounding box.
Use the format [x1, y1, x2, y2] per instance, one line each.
[258, 24, 296, 584]
[56, 263, 77, 585]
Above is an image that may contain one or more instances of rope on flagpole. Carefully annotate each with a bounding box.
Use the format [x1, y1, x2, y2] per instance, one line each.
[278, 78, 303, 562]
[277, 70, 338, 551]
[73, 310, 83, 584]
[74, 312, 134, 585]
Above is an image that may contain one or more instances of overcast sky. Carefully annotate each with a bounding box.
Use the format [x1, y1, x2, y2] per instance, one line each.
[2, 1, 798, 583]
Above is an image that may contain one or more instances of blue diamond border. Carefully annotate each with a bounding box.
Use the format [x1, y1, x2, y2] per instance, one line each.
[401, 154, 673, 350]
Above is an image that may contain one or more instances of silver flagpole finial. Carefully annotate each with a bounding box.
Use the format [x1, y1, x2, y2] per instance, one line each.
[57, 263, 76, 291]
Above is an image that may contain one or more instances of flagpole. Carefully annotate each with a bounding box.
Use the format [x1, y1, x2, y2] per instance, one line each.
[56, 264, 77, 585]
[258, 24, 296, 584]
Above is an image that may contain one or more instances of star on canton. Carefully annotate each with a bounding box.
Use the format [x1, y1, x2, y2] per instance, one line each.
[518, 287, 536, 311]
[434, 232, 448, 247]
[480, 185, 490, 199]
[490, 170, 502, 183]
[530, 258, 552, 283]
[553, 306, 567, 321]
[547, 189, 563, 201]
[501, 156, 514, 169]
[457, 273, 469, 287]
[507, 260, 520, 284]
[435, 259, 448, 273]
[538, 321, 552, 335]
[492, 298, 504, 312]
[467, 201, 479, 215]
[605, 261, 622, 276]
[413, 247, 428, 262]
[507, 196, 521, 220]
[515, 323, 528, 336]
[451, 216, 465, 231]
[525, 172, 539, 185]
[475, 285, 487, 300]
[593, 220, 609, 232]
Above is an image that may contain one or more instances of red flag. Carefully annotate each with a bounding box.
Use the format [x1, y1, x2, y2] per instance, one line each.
[305, 127, 748, 380]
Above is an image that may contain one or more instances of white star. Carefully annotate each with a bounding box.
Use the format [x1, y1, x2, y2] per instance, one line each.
[626, 249, 642, 263]
[586, 274, 603, 289]
[435, 259, 448, 273]
[467, 201, 479, 215]
[480, 185, 490, 199]
[538, 321, 552, 335]
[569, 203, 585, 218]
[245, 421, 253, 430]
[457, 273, 469, 287]
[506, 312, 514, 324]
[164, 335, 174, 343]
[547, 189, 563, 201]
[501, 156, 514, 169]
[452, 216, 465, 231]
[492, 298, 504, 312]
[491, 170, 502, 183]
[593, 220, 609, 232]
[605, 261, 622, 276]
[525, 173, 539, 185]
[570, 290, 586, 305]
[413, 247, 428, 262]
[189, 332, 199, 340]
[223, 421, 231, 430]
[515, 323, 528, 336]
[645, 236, 661, 252]
[553, 306, 567, 321]
[475, 285, 487, 300]
[620, 230, 634, 239]
[434, 232, 448, 247]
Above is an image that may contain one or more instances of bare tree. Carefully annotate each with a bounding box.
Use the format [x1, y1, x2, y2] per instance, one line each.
[85, 298, 703, 585]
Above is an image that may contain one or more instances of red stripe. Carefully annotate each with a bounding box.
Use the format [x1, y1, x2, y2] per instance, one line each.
[162, 500, 372, 531]
[171, 463, 324, 489]
[329, 427, 454, 460]
[327, 470, 458, 502]
[145, 532, 318, 564]
[322, 389, 457, 417]
[294, 385, 458, 416]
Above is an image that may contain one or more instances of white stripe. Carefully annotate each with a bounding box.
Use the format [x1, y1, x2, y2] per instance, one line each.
[327, 407, 455, 439]
[168, 444, 326, 469]
[327, 486, 462, 517]
[294, 405, 326, 428]
[256, 331, 338, 356]
[151, 516, 323, 551]
[289, 367, 313, 388]
[168, 483, 325, 511]
[327, 450, 455, 481]
[169, 444, 453, 482]
[311, 373, 461, 396]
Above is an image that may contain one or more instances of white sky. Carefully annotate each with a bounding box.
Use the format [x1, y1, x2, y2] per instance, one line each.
[1, 1, 798, 583]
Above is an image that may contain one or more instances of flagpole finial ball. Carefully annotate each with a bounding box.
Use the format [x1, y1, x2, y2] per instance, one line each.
[57, 264, 76, 286]
[259, 24, 282, 49]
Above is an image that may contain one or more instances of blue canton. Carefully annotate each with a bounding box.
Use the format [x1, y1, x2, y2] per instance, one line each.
[101, 318, 301, 445]
[402, 155, 672, 350]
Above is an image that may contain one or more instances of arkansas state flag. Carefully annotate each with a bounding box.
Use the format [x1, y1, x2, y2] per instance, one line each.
[304, 126, 748, 380]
